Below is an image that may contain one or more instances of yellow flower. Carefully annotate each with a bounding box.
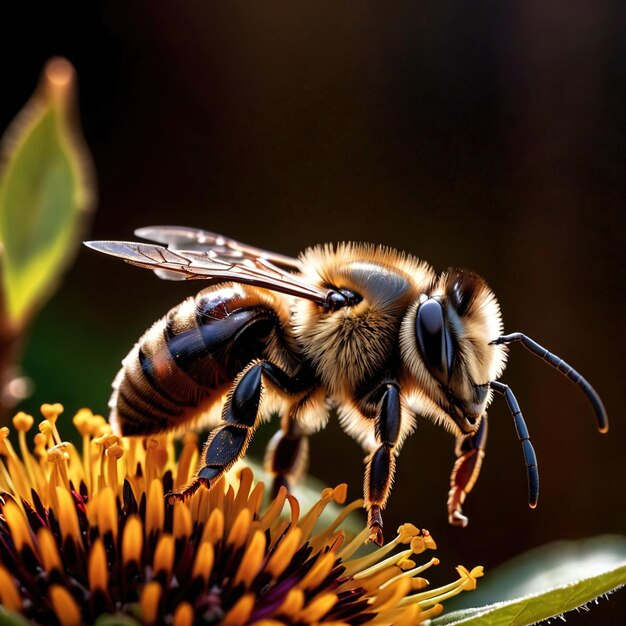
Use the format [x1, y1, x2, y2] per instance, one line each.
[0, 405, 483, 625]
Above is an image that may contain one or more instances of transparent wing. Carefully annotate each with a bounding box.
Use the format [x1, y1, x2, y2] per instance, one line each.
[84, 239, 328, 304]
[135, 225, 300, 269]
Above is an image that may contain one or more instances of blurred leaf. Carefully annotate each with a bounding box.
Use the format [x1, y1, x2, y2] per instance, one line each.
[0, 609, 29, 626]
[433, 535, 626, 625]
[0, 57, 94, 331]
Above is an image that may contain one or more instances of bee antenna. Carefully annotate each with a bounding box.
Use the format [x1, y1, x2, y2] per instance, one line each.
[490, 380, 539, 508]
[491, 333, 608, 434]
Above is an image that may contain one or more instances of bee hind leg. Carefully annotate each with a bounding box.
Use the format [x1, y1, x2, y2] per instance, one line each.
[447, 415, 488, 527]
[362, 382, 402, 546]
[264, 392, 319, 496]
[167, 359, 309, 503]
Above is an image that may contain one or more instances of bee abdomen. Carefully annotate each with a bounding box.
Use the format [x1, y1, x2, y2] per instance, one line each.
[111, 288, 281, 436]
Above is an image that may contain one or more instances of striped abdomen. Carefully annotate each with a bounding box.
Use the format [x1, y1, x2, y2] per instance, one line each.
[110, 284, 284, 436]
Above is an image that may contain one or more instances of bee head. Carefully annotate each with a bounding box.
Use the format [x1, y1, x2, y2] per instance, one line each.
[401, 269, 507, 433]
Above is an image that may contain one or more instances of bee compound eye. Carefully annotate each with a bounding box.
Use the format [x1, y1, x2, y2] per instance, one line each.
[415, 298, 451, 383]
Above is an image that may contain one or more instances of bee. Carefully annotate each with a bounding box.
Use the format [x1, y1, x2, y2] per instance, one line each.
[85, 226, 608, 544]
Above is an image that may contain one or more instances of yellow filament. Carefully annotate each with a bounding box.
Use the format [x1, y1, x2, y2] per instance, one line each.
[411, 577, 430, 591]
[192, 541, 214, 582]
[338, 565, 401, 594]
[125, 437, 140, 480]
[258, 485, 287, 531]
[419, 603, 444, 620]
[378, 604, 422, 626]
[247, 481, 265, 515]
[309, 498, 364, 552]
[233, 530, 266, 587]
[297, 551, 337, 591]
[65, 442, 85, 490]
[379, 556, 439, 590]
[47, 443, 71, 491]
[298, 485, 348, 544]
[369, 578, 411, 611]
[145, 437, 167, 484]
[106, 443, 124, 489]
[37, 527, 62, 572]
[278, 588, 305, 617]
[227, 507, 252, 549]
[153, 534, 175, 576]
[400, 565, 482, 608]
[3, 500, 35, 552]
[336, 526, 372, 561]
[13, 413, 37, 488]
[55, 486, 81, 543]
[49, 585, 82, 626]
[146, 478, 165, 536]
[201, 508, 224, 545]
[233, 467, 253, 508]
[88, 538, 108, 592]
[173, 502, 193, 538]
[140, 581, 162, 625]
[96, 487, 118, 540]
[266, 527, 303, 579]
[33, 432, 48, 462]
[285, 494, 300, 528]
[221, 593, 254, 626]
[348, 542, 420, 580]
[0, 566, 22, 612]
[5, 452, 33, 507]
[173, 602, 195, 626]
[122, 515, 143, 564]
[73, 408, 93, 493]
[173, 432, 198, 489]
[295, 591, 338, 622]
[404, 573, 467, 606]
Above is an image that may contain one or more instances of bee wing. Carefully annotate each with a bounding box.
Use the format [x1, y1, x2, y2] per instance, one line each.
[134, 226, 301, 269]
[84, 239, 329, 304]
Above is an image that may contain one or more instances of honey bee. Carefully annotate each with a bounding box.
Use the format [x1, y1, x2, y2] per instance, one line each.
[86, 226, 608, 544]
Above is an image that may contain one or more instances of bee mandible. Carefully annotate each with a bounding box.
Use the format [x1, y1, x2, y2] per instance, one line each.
[85, 226, 608, 544]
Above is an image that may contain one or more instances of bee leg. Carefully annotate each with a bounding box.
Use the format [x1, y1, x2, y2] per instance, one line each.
[363, 382, 402, 546]
[167, 360, 307, 502]
[447, 415, 488, 527]
[264, 417, 310, 497]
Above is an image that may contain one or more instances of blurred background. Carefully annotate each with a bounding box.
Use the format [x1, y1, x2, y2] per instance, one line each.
[1, 2, 624, 622]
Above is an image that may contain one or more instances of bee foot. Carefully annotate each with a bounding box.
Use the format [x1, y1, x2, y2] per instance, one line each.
[367, 505, 384, 545]
[449, 509, 469, 527]
[165, 478, 203, 504]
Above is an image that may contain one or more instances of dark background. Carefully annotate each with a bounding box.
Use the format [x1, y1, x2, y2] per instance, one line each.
[1, 2, 625, 623]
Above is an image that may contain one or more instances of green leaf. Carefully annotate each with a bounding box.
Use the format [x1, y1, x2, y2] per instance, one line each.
[432, 535, 626, 626]
[0, 58, 94, 329]
[0, 608, 30, 626]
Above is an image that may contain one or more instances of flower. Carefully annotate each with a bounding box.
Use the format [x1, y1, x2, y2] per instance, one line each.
[0, 404, 483, 625]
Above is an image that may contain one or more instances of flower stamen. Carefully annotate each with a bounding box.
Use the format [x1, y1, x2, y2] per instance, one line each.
[0, 405, 484, 626]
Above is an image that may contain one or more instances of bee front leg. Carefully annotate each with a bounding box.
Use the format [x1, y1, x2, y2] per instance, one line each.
[362, 382, 402, 546]
[447, 415, 488, 527]
[167, 359, 307, 503]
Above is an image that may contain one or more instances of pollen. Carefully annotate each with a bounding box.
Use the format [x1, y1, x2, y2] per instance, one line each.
[0, 404, 483, 625]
